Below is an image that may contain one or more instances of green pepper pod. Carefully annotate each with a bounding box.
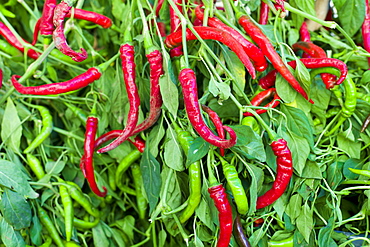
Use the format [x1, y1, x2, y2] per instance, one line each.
[37, 205, 64, 247]
[131, 163, 148, 220]
[59, 184, 74, 242]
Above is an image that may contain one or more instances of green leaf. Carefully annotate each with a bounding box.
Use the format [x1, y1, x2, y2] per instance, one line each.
[295, 59, 312, 96]
[195, 198, 214, 230]
[318, 217, 338, 247]
[221, 45, 245, 97]
[30, 214, 42, 246]
[338, 0, 365, 37]
[110, 228, 127, 247]
[332, 0, 347, 11]
[140, 148, 161, 214]
[92, 222, 109, 247]
[302, 161, 323, 179]
[276, 73, 298, 103]
[1, 98, 22, 154]
[160, 166, 181, 211]
[231, 125, 266, 162]
[186, 137, 210, 166]
[148, 119, 165, 157]
[337, 132, 361, 159]
[0, 188, 31, 230]
[160, 51, 179, 118]
[327, 162, 344, 190]
[285, 194, 302, 223]
[0, 160, 38, 199]
[296, 203, 313, 243]
[244, 163, 263, 214]
[343, 159, 362, 179]
[0, 216, 26, 247]
[164, 127, 184, 171]
[45, 160, 66, 175]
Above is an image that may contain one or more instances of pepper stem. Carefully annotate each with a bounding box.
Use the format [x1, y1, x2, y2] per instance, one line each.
[137, 0, 156, 54]
[97, 51, 120, 72]
[245, 108, 278, 141]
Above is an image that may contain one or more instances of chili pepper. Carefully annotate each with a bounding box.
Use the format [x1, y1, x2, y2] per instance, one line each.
[0, 22, 39, 59]
[258, 58, 348, 90]
[179, 68, 237, 149]
[217, 154, 249, 215]
[73, 216, 99, 229]
[23, 104, 53, 154]
[26, 153, 46, 180]
[131, 163, 148, 220]
[107, 166, 117, 191]
[115, 148, 142, 191]
[172, 122, 201, 223]
[241, 116, 261, 135]
[362, 0, 370, 67]
[95, 43, 140, 153]
[202, 105, 225, 156]
[155, 0, 164, 17]
[326, 77, 357, 136]
[81, 116, 107, 197]
[243, 88, 281, 116]
[12, 67, 102, 95]
[0, 68, 2, 89]
[259, 2, 269, 25]
[195, 5, 267, 72]
[58, 183, 74, 242]
[361, 114, 370, 132]
[53, 1, 87, 62]
[238, 15, 312, 102]
[299, 22, 311, 43]
[292, 41, 337, 89]
[274, 0, 286, 12]
[94, 131, 146, 153]
[170, 45, 184, 57]
[357, 92, 370, 103]
[233, 215, 251, 247]
[39, 236, 52, 247]
[64, 102, 88, 123]
[0, 39, 22, 57]
[348, 167, 370, 178]
[256, 138, 293, 209]
[269, 235, 294, 247]
[37, 205, 64, 247]
[169, 0, 183, 33]
[66, 9, 112, 29]
[165, 27, 256, 79]
[40, 0, 57, 36]
[208, 184, 233, 247]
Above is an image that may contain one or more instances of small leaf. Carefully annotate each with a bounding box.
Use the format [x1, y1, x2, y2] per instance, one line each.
[0, 217, 26, 247]
[221, 45, 245, 97]
[337, 132, 361, 159]
[186, 137, 210, 166]
[296, 203, 313, 243]
[276, 73, 298, 103]
[1, 98, 22, 154]
[338, 0, 365, 37]
[164, 127, 184, 171]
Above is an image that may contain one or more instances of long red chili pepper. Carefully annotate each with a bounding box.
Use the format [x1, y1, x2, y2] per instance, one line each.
[299, 22, 311, 43]
[201, 105, 225, 156]
[166, 27, 256, 79]
[256, 138, 293, 209]
[80, 117, 107, 197]
[238, 15, 312, 102]
[94, 130, 146, 153]
[292, 41, 337, 88]
[362, 0, 370, 67]
[195, 5, 267, 72]
[169, 0, 183, 33]
[0, 69, 2, 89]
[66, 9, 112, 28]
[243, 88, 281, 116]
[258, 2, 270, 25]
[0, 22, 39, 59]
[53, 1, 87, 62]
[179, 68, 237, 149]
[32, 0, 57, 45]
[208, 184, 233, 247]
[97, 49, 163, 153]
[11, 67, 101, 95]
[95, 44, 140, 153]
[258, 58, 348, 90]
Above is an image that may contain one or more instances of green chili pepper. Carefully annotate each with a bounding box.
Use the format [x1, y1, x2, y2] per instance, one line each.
[26, 153, 46, 180]
[131, 163, 148, 220]
[37, 205, 64, 247]
[58, 183, 74, 242]
[64, 102, 88, 124]
[115, 149, 142, 192]
[357, 92, 370, 103]
[23, 104, 53, 154]
[73, 216, 100, 229]
[172, 122, 202, 224]
[38, 236, 52, 247]
[241, 116, 261, 135]
[107, 166, 117, 191]
[348, 168, 370, 178]
[268, 235, 293, 246]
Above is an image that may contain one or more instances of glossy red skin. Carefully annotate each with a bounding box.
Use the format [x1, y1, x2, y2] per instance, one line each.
[201, 105, 225, 156]
[243, 88, 281, 116]
[299, 22, 311, 43]
[259, 58, 348, 90]
[81, 117, 107, 197]
[258, 2, 269, 25]
[169, 0, 183, 33]
[94, 131, 145, 153]
[0, 22, 39, 59]
[97, 44, 140, 153]
[208, 184, 233, 247]
[0, 69, 2, 89]
[12, 67, 101, 95]
[66, 9, 112, 28]
[179, 68, 237, 149]
[238, 15, 312, 103]
[53, 1, 87, 62]
[362, 0, 370, 67]
[166, 27, 256, 79]
[256, 139, 293, 209]
[40, 0, 57, 36]
[195, 5, 267, 72]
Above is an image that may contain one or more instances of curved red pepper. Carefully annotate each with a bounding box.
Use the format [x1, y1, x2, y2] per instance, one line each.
[256, 138, 293, 209]
[362, 0, 370, 67]
[179, 68, 237, 149]
[11, 67, 101, 95]
[94, 130, 146, 153]
[243, 88, 281, 116]
[208, 184, 233, 247]
[202, 105, 226, 156]
[258, 2, 270, 25]
[299, 22, 311, 43]
[66, 9, 112, 29]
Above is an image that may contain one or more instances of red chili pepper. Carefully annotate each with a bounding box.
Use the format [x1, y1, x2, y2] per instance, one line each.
[299, 22, 311, 43]
[0, 22, 39, 59]
[292, 41, 337, 89]
[169, 0, 183, 33]
[208, 184, 233, 247]
[258, 2, 270, 25]
[0, 69, 3, 89]
[40, 0, 57, 36]
[11, 67, 101, 95]
[66, 9, 112, 28]
[53, 1, 87, 62]
[80, 117, 107, 197]
[362, 0, 370, 67]
[238, 15, 312, 102]
[274, 0, 286, 12]
[95, 44, 140, 153]
[256, 138, 293, 209]
[195, 5, 267, 72]
[201, 105, 225, 156]
[361, 114, 370, 132]
[166, 27, 256, 79]
[179, 68, 237, 149]
[243, 88, 281, 116]
[155, 0, 164, 17]
[258, 58, 347, 90]
[93, 130, 146, 153]
[170, 45, 184, 57]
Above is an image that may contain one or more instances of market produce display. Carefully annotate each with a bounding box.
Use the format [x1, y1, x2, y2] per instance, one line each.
[0, 0, 370, 246]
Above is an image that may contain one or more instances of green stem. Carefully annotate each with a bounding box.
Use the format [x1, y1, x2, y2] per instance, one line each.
[18, 0, 39, 20]
[97, 51, 120, 71]
[53, 127, 85, 142]
[207, 150, 218, 187]
[221, 0, 235, 24]
[137, 0, 155, 52]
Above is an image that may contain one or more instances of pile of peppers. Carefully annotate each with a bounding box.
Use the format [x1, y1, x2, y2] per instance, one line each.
[0, 0, 369, 246]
